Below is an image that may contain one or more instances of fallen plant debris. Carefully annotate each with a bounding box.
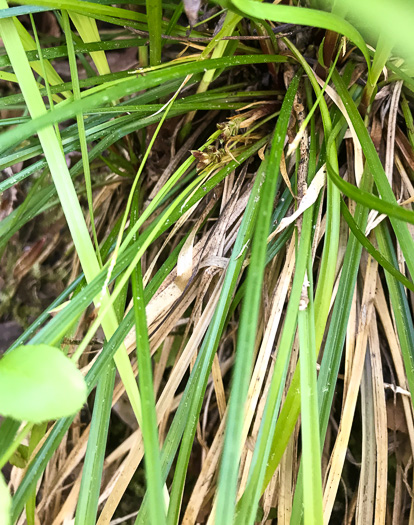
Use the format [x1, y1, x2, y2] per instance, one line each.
[0, 1, 414, 524]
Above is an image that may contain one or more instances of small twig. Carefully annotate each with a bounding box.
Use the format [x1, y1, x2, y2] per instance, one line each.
[125, 25, 295, 44]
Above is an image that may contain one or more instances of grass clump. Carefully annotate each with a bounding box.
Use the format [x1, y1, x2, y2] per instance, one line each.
[0, 1, 414, 524]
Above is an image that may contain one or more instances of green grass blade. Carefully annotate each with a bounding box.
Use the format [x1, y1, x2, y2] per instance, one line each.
[0, 4, 49, 17]
[326, 158, 414, 224]
[132, 261, 166, 524]
[63, 9, 102, 263]
[29, 13, 62, 140]
[289, 170, 373, 524]
[14, 18, 71, 98]
[12, 0, 148, 23]
[0, 37, 146, 68]
[298, 260, 323, 525]
[235, 199, 314, 525]
[375, 224, 414, 398]
[317, 174, 373, 434]
[282, 36, 341, 369]
[0, 419, 20, 463]
[230, 0, 371, 69]
[74, 228, 130, 525]
[25, 423, 47, 525]
[332, 69, 414, 278]
[237, 45, 334, 511]
[74, 361, 116, 525]
[214, 156, 272, 522]
[362, 32, 394, 111]
[215, 71, 300, 525]
[130, 187, 166, 524]
[340, 199, 414, 292]
[165, 156, 270, 525]
[146, 0, 162, 65]
[69, 12, 111, 75]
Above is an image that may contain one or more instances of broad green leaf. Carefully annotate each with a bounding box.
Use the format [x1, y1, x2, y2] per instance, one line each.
[0, 345, 87, 423]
